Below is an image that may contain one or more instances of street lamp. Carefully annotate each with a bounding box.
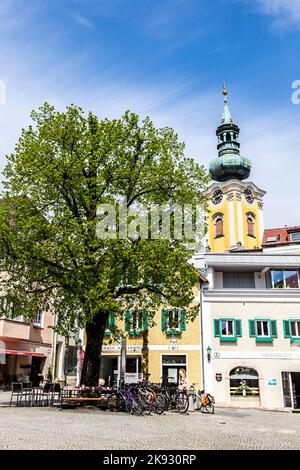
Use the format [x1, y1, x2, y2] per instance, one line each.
[207, 346, 212, 363]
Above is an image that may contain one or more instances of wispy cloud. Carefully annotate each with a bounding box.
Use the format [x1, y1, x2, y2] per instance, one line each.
[72, 13, 96, 30]
[247, 0, 300, 30]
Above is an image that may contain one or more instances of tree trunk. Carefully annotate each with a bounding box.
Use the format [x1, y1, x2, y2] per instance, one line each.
[80, 311, 108, 386]
[141, 329, 150, 382]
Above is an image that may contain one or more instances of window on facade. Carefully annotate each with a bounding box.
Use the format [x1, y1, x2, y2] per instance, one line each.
[125, 310, 148, 335]
[161, 308, 186, 335]
[230, 367, 259, 397]
[256, 320, 269, 337]
[214, 318, 242, 342]
[33, 309, 43, 328]
[213, 213, 224, 238]
[167, 309, 180, 331]
[291, 232, 300, 242]
[221, 320, 234, 336]
[291, 321, 300, 337]
[104, 313, 116, 336]
[271, 270, 299, 289]
[284, 319, 300, 340]
[223, 271, 255, 288]
[246, 213, 255, 237]
[249, 319, 277, 342]
[131, 311, 143, 332]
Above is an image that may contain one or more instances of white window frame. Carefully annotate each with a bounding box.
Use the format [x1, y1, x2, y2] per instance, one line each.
[33, 309, 43, 328]
[130, 311, 142, 333]
[255, 320, 270, 338]
[290, 320, 300, 338]
[166, 308, 180, 332]
[220, 319, 235, 337]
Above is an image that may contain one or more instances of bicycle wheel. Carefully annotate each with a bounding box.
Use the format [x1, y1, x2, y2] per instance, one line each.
[153, 394, 167, 415]
[175, 392, 189, 414]
[205, 402, 214, 414]
[139, 394, 152, 415]
[107, 393, 125, 412]
[131, 397, 144, 416]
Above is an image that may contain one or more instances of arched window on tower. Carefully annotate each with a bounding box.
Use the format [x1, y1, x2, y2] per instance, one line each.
[226, 132, 231, 142]
[246, 212, 255, 237]
[213, 213, 224, 238]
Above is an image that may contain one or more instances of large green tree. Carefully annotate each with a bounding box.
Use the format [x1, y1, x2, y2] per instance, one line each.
[0, 103, 209, 385]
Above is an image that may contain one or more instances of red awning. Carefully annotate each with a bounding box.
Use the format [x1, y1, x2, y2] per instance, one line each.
[0, 349, 46, 357]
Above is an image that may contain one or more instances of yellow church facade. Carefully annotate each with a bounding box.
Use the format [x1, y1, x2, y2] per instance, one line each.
[206, 180, 265, 253]
[206, 84, 265, 252]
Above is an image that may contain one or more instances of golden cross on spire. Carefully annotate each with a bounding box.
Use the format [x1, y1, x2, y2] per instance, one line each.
[223, 82, 228, 103]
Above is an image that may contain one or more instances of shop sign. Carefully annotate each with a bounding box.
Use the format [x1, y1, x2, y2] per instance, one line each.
[268, 379, 277, 385]
[215, 373, 222, 382]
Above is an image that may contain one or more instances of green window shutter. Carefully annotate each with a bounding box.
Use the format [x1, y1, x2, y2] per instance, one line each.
[235, 319, 242, 337]
[142, 311, 149, 331]
[180, 309, 186, 331]
[161, 308, 167, 332]
[283, 320, 291, 338]
[104, 315, 111, 336]
[249, 320, 256, 337]
[124, 310, 132, 331]
[110, 314, 116, 328]
[270, 320, 277, 338]
[214, 319, 220, 337]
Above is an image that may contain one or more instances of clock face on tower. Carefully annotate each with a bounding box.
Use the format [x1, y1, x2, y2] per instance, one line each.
[244, 188, 254, 204]
[212, 189, 223, 205]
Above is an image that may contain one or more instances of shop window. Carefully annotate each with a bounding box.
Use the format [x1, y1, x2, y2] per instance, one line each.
[124, 310, 148, 336]
[214, 318, 242, 342]
[66, 346, 78, 375]
[283, 319, 300, 342]
[161, 308, 186, 335]
[249, 319, 277, 342]
[271, 270, 299, 289]
[230, 367, 259, 397]
[161, 355, 187, 384]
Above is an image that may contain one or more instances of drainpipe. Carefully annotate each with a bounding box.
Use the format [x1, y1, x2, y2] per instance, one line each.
[199, 281, 205, 390]
[50, 311, 57, 380]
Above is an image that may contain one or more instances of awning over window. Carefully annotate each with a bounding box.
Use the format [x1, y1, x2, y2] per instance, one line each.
[0, 349, 46, 357]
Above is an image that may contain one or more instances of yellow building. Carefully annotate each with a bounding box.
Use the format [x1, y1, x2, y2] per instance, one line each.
[100, 282, 204, 388]
[206, 85, 266, 252]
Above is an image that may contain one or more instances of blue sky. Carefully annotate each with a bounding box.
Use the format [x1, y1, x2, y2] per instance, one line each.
[0, 0, 300, 227]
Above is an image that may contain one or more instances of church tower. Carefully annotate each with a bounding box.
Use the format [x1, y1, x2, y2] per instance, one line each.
[206, 84, 266, 252]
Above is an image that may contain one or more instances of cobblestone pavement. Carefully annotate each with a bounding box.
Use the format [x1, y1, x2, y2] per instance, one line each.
[0, 392, 299, 450]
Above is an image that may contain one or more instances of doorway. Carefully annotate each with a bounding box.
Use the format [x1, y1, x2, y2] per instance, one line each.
[99, 356, 119, 386]
[282, 371, 300, 408]
[161, 355, 187, 384]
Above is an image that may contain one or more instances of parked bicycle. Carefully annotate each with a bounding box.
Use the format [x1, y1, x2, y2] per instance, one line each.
[189, 383, 215, 414]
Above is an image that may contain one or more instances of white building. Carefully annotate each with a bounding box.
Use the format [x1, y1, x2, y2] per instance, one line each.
[192, 248, 300, 411]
